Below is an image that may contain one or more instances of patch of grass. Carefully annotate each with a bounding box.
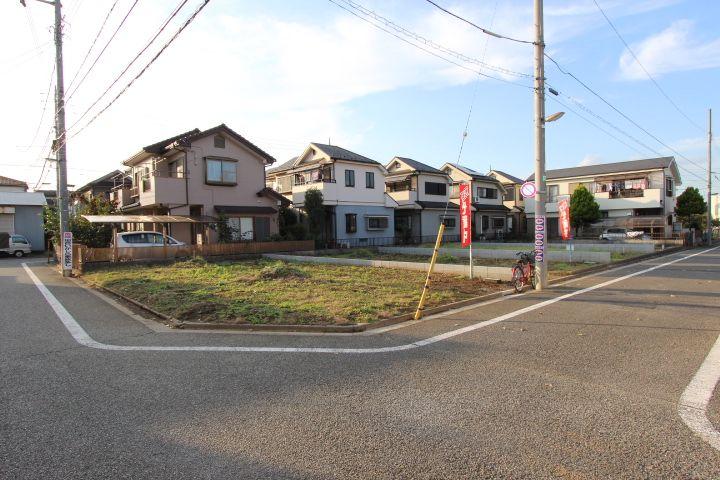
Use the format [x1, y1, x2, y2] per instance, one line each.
[258, 261, 309, 280]
[84, 258, 505, 326]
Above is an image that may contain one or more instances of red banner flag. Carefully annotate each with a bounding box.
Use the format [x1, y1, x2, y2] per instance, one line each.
[558, 197, 571, 240]
[460, 183, 472, 247]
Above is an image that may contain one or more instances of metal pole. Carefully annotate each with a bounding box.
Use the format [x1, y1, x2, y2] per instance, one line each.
[533, 0, 548, 289]
[53, 0, 71, 276]
[469, 243, 473, 279]
[708, 108, 713, 245]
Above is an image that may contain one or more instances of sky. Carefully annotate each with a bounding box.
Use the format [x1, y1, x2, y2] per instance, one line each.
[1, 0, 718, 194]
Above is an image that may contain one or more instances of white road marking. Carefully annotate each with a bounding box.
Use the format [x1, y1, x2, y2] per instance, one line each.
[679, 331, 720, 451]
[21, 246, 718, 354]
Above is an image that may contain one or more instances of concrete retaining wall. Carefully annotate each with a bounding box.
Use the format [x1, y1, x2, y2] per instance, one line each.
[499, 242, 655, 253]
[263, 254, 512, 281]
[378, 246, 611, 263]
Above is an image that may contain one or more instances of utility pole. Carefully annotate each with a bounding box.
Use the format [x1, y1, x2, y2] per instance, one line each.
[708, 108, 713, 246]
[533, 0, 548, 290]
[53, 0, 71, 276]
[22, 0, 71, 275]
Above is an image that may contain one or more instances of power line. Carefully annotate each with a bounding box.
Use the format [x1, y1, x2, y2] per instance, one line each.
[327, 0, 532, 89]
[547, 95, 647, 157]
[22, 63, 55, 153]
[332, 0, 531, 79]
[68, 0, 190, 132]
[591, 0, 704, 132]
[65, 0, 121, 95]
[545, 53, 711, 174]
[60, 0, 211, 147]
[65, 0, 141, 103]
[422, 0, 534, 45]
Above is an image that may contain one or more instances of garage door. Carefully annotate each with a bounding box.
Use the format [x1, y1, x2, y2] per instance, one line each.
[0, 214, 14, 233]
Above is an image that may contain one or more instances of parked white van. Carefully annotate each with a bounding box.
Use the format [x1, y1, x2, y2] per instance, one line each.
[115, 231, 185, 248]
[0, 233, 32, 257]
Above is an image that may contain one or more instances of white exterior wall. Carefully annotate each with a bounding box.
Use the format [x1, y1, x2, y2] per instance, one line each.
[417, 172, 452, 203]
[293, 160, 387, 207]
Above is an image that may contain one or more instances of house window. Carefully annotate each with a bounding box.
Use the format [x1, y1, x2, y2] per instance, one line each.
[214, 135, 226, 149]
[367, 216, 388, 230]
[504, 187, 515, 201]
[345, 213, 357, 233]
[492, 217, 505, 229]
[441, 216, 456, 229]
[206, 158, 237, 185]
[345, 169, 355, 187]
[665, 177, 673, 197]
[475, 187, 498, 199]
[366, 171, 375, 189]
[425, 182, 447, 196]
[548, 185, 559, 202]
[227, 217, 254, 240]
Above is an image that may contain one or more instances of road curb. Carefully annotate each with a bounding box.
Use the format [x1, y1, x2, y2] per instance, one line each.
[70, 245, 686, 334]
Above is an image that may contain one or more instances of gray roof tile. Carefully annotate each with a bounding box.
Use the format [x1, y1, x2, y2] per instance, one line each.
[527, 157, 675, 181]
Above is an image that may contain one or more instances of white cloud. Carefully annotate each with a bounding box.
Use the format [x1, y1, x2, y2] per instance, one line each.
[619, 20, 720, 80]
[579, 154, 601, 166]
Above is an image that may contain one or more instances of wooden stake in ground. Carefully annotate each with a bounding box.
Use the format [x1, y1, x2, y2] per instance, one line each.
[414, 223, 445, 320]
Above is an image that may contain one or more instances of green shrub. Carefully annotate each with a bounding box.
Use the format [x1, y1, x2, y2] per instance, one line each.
[436, 253, 457, 264]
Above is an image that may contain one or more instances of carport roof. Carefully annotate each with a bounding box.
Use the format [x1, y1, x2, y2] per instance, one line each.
[82, 215, 217, 224]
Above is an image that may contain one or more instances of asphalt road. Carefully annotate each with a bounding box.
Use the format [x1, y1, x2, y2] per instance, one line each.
[1, 248, 719, 479]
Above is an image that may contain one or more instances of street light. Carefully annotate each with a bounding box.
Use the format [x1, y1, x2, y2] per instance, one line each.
[545, 111, 565, 123]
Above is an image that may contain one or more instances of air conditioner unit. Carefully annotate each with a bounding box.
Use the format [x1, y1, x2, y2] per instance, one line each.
[473, 196, 482, 203]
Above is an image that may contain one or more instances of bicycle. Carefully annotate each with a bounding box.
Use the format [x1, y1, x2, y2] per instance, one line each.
[511, 251, 536, 293]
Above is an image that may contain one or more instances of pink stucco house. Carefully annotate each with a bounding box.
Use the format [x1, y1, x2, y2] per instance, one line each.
[110, 124, 287, 244]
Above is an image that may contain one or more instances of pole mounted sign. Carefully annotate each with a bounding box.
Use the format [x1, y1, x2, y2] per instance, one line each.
[520, 181, 537, 199]
[62, 231, 73, 271]
[459, 183, 472, 248]
[534, 216, 545, 263]
[558, 197, 571, 241]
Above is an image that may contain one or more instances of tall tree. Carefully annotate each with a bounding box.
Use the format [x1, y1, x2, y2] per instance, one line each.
[44, 195, 118, 247]
[303, 188, 325, 243]
[675, 187, 707, 229]
[569, 185, 601, 236]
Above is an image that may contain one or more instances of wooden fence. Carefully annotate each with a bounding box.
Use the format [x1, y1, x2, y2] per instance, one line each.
[71, 240, 315, 270]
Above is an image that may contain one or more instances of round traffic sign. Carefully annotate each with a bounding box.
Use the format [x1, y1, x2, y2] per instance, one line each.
[520, 182, 536, 198]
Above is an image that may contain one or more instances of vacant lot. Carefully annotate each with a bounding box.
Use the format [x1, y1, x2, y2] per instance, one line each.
[84, 258, 506, 325]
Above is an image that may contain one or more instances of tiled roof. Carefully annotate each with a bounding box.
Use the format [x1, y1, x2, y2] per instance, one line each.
[0, 175, 28, 189]
[266, 157, 298, 175]
[527, 157, 675, 181]
[391, 157, 445, 174]
[490, 170, 525, 185]
[311, 143, 380, 165]
[416, 201, 459, 209]
[445, 163, 497, 181]
[472, 203, 510, 212]
[74, 170, 123, 194]
[142, 124, 276, 164]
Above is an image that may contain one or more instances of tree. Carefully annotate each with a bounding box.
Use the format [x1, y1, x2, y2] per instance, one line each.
[278, 206, 307, 240]
[569, 185, 601, 236]
[215, 212, 235, 243]
[675, 187, 707, 229]
[303, 188, 325, 243]
[44, 195, 118, 247]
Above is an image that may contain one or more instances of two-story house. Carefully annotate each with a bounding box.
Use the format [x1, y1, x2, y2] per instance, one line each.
[385, 157, 458, 241]
[441, 163, 510, 240]
[267, 143, 396, 246]
[71, 170, 122, 209]
[525, 157, 682, 238]
[489, 169, 527, 237]
[110, 124, 284, 244]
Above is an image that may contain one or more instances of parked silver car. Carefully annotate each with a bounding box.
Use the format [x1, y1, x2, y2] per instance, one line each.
[599, 228, 645, 241]
[115, 231, 184, 248]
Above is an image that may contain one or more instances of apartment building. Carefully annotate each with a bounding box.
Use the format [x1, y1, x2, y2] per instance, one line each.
[441, 163, 510, 240]
[110, 124, 283, 244]
[266, 143, 396, 245]
[385, 157, 458, 240]
[525, 157, 682, 238]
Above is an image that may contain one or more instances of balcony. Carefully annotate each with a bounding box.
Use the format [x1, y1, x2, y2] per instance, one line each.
[387, 189, 416, 204]
[110, 187, 134, 207]
[609, 188, 644, 199]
